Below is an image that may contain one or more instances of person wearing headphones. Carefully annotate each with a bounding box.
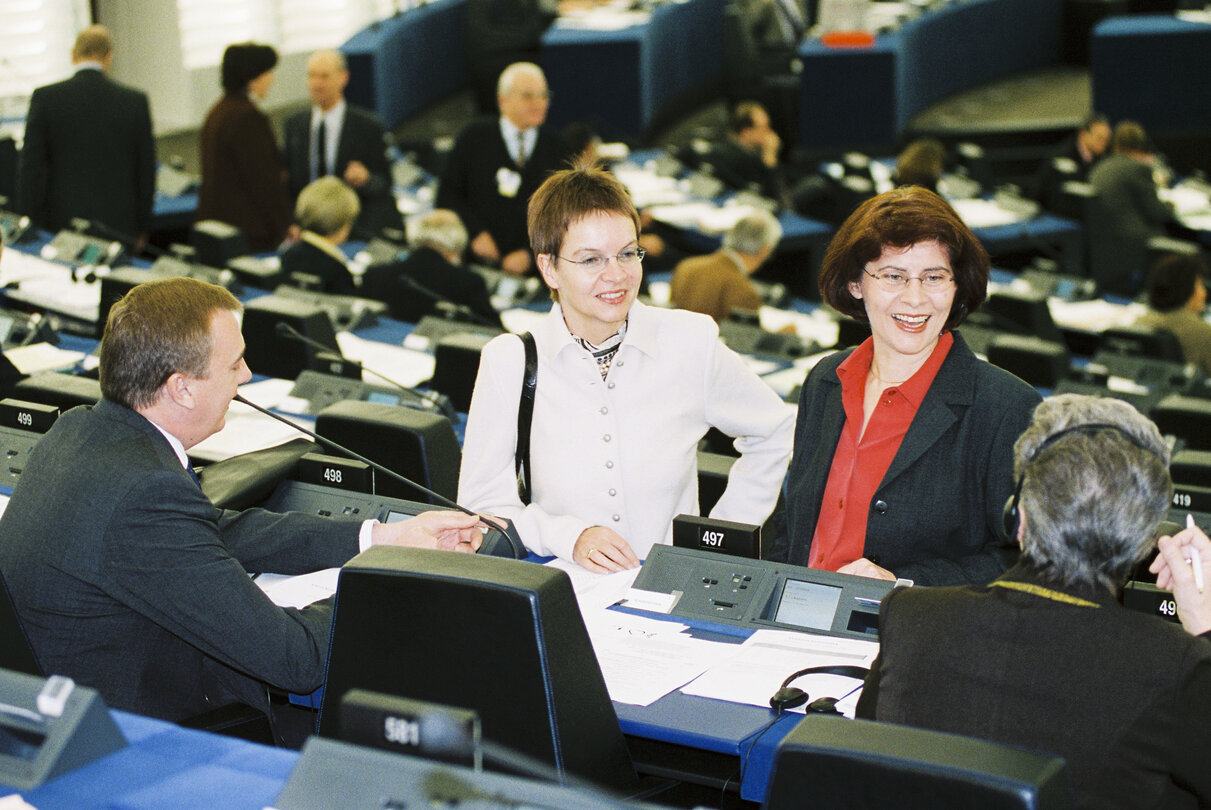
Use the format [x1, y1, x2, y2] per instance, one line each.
[857, 394, 1211, 809]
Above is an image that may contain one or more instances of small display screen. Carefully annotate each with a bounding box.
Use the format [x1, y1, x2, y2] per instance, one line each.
[774, 579, 843, 631]
[0, 725, 45, 761]
[365, 392, 400, 406]
[384, 510, 413, 524]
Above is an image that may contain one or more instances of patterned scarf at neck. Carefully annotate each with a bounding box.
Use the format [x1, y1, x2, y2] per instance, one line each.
[572, 322, 627, 380]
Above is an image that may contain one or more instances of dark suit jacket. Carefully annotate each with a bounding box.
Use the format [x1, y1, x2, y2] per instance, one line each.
[436, 118, 571, 261]
[197, 93, 290, 252]
[15, 68, 156, 239]
[704, 139, 782, 201]
[0, 400, 359, 722]
[1088, 154, 1176, 297]
[857, 563, 1211, 809]
[767, 332, 1041, 585]
[283, 105, 402, 238]
[280, 237, 357, 295]
[361, 246, 502, 327]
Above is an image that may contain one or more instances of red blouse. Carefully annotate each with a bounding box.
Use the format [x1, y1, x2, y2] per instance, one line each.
[806, 332, 954, 571]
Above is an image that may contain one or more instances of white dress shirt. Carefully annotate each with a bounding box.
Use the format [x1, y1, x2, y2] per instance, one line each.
[458, 301, 794, 560]
[311, 100, 346, 179]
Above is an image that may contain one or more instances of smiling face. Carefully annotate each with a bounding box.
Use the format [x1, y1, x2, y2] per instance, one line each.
[537, 211, 641, 344]
[848, 240, 956, 368]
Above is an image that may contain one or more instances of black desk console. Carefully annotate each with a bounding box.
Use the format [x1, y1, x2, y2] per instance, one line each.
[632, 546, 895, 640]
[263, 479, 521, 558]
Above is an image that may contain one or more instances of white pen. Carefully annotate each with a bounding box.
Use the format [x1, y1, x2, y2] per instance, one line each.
[1187, 513, 1204, 594]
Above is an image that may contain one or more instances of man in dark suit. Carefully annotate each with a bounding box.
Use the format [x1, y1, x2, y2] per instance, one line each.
[702, 101, 786, 202]
[857, 394, 1211, 809]
[0, 277, 481, 724]
[362, 208, 502, 327]
[15, 25, 156, 249]
[1032, 113, 1110, 210]
[283, 49, 402, 240]
[437, 62, 571, 276]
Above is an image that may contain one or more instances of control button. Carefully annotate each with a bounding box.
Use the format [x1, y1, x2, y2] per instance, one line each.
[874, 500, 888, 514]
[743, 575, 752, 581]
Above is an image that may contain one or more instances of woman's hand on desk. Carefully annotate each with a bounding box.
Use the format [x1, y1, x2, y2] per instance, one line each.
[838, 557, 896, 581]
[371, 511, 484, 553]
[573, 527, 640, 573]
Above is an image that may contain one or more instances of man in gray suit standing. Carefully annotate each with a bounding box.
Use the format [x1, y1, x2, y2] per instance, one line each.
[15, 25, 156, 249]
[0, 277, 481, 725]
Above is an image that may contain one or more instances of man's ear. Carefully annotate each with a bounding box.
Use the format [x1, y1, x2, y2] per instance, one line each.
[164, 372, 194, 409]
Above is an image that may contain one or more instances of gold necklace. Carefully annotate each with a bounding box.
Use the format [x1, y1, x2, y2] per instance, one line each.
[868, 363, 910, 387]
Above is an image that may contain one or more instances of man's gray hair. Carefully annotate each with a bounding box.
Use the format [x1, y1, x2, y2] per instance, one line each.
[497, 62, 545, 97]
[722, 210, 782, 256]
[1014, 394, 1172, 592]
[411, 209, 468, 257]
[295, 176, 360, 237]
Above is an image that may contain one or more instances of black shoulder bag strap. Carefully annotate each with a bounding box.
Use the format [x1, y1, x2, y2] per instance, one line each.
[515, 332, 538, 505]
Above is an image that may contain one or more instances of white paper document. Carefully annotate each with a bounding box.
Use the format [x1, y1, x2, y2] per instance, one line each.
[682, 629, 878, 717]
[336, 331, 436, 388]
[256, 568, 340, 609]
[544, 557, 640, 614]
[581, 610, 737, 707]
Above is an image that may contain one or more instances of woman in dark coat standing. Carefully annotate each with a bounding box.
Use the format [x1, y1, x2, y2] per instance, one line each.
[197, 43, 290, 252]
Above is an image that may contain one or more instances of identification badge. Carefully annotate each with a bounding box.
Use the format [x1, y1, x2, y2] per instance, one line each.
[496, 167, 522, 198]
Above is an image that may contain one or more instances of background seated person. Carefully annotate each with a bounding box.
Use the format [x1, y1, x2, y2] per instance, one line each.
[894, 138, 945, 194]
[361, 209, 503, 328]
[858, 394, 1211, 809]
[0, 277, 481, 726]
[766, 186, 1041, 585]
[280, 176, 359, 295]
[1031, 113, 1111, 207]
[670, 209, 781, 323]
[1134, 252, 1211, 376]
[703, 101, 786, 204]
[458, 164, 794, 571]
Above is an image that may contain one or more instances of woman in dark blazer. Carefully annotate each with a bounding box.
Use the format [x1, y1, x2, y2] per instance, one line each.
[766, 186, 1040, 585]
[197, 43, 290, 252]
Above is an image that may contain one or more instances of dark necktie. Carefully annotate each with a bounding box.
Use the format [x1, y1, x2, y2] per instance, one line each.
[516, 130, 528, 169]
[187, 467, 201, 488]
[314, 119, 328, 180]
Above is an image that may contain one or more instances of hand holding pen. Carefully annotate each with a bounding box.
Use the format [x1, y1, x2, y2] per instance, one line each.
[1151, 515, 1211, 636]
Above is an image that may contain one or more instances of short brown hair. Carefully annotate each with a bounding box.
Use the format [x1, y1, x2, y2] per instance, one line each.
[528, 163, 641, 300]
[100, 278, 241, 410]
[818, 186, 988, 331]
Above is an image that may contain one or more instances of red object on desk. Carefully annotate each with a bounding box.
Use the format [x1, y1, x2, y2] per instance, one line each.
[821, 30, 876, 48]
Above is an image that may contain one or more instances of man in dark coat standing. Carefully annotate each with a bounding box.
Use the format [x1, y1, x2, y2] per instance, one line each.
[283, 49, 402, 240]
[16, 25, 156, 249]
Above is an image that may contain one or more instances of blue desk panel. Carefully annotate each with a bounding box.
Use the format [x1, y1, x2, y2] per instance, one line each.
[541, 0, 727, 142]
[796, 0, 1065, 151]
[4, 711, 295, 810]
[343, 0, 471, 130]
[1091, 15, 1211, 133]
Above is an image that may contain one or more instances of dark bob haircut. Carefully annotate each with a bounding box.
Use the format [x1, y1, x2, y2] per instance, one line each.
[220, 42, 278, 95]
[818, 186, 989, 331]
[1145, 252, 1207, 312]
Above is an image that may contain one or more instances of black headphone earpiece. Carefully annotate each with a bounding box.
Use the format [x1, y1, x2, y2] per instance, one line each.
[768, 665, 869, 712]
[1002, 422, 1163, 543]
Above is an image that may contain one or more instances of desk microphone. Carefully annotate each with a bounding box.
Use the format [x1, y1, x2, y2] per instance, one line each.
[232, 393, 526, 558]
[398, 275, 500, 328]
[273, 321, 458, 422]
